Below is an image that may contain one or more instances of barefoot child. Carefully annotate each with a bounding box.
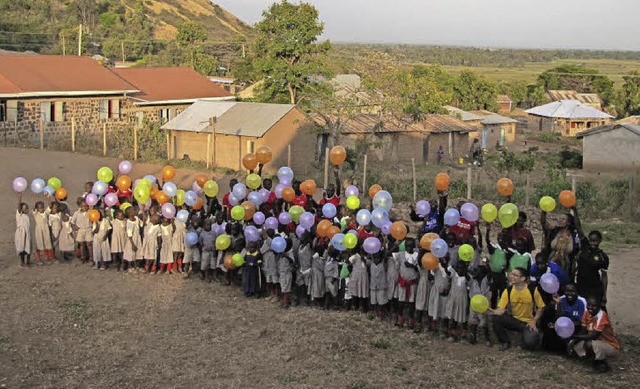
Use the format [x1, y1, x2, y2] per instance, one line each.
[48, 202, 62, 260]
[110, 209, 127, 271]
[172, 207, 187, 273]
[468, 265, 491, 345]
[92, 209, 111, 270]
[123, 207, 143, 272]
[242, 241, 262, 297]
[33, 200, 53, 263]
[444, 260, 469, 342]
[141, 215, 161, 273]
[58, 213, 75, 261]
[158, 217, 175, 274]
[71, 201, 92, 264]
[15, 193, 31, 266]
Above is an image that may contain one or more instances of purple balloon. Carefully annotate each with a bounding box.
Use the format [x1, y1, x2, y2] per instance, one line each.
[85, 193, 98, 207]
[277, 166, 294, 183]
[540, 273, 560, 294]
[271, 236, 287, 253]
[259, 188, 271, 203]
[118, 160, 132, 175]
[299, 212, 315, 230]
[185, 232, 198, 246]
[144, 198, 152, 210]
[322, 203, 337, 219]
[363, 237, 381, 255]
[381, 221, 392, 235]
[344, 185, 359, 198]
[184, 190, 198, 207]
[278, 212, 292, 225]
[248, 191, 263, 206]
[460, 202, 479, 223]
[253, 211, 266, 225]
[161, 203, 176, 219]
[244, 226, 261, 243]
[348, 229, 359, 236]
[228, 194, 240, 207]
[192, 181, 204, 195]
[444, 208, 461, 227]
[296, 224, 307, 238]
[371, 208, 389, 228]
[430, 238, 448, 258]
[104, 193, 118, 207]
[415, 200, 431, 217]
[264, 217, 278, 231]
[280, 177, 292, 187]
[12, 177, 27, 193]
[212, 222, 226, 235]
[92, 181, 108, 196]
[555, 317, 575, 339]
[275, 183, 286, 199]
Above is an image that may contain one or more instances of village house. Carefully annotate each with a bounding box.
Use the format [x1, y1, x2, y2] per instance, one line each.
[444, 105, 517, 149]
[576, 123, 640, 171]
[209, 76, 246, 94]
[547, 90, 603, 110]
[161, 100, 315, 173]
[525, 99, 613, 136]
[496, 95, 513, 114]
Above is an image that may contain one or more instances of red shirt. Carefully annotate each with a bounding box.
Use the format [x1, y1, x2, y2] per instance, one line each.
[263, 191, 277, 213]
[358, 227, 375, 240]
[222, 192, 231, 209]
[293, 194, 307, 208]
[582, 310, 620, 350]
[449, 218, 475, 244]
[319, 195, 340, 207]
[511, 227, 536, 252]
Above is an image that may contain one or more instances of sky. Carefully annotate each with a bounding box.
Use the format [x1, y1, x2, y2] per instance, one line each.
[214, 0, 640, 50]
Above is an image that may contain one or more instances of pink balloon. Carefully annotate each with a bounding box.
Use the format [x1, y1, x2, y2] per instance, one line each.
[161, 203, 176, 219]
[85, 193, 98, 207]
[104, 193, 118, 207]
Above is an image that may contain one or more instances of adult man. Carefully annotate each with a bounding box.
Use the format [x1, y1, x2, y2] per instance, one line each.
[489, 267, 546, 350]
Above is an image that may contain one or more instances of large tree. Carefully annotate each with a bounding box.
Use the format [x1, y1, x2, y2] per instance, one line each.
[450, 70, 497, 111]
[537, 64, 615, 106]
[253, 0, 331, 104]
[621, 71, 640, 116]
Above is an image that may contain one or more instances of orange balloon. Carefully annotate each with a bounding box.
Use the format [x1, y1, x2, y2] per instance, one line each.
[242, 154, 259, 171]
[327, 225, 341, 239]
[195, 174, 208, 188]
[316, 219, 332, 238]
[256, 146, 273, 164]
[301, 179, 317, 196]
[496, 178, 514, 197]
[88, 209, 101, 223]
[117, 175, 132, 191]
[421, 253, 439, 270]
[390, 221, 408, 241]
[156, 191, 169, 205]
[368, 184, 382, 199]
[241, 201, 256, 221]
[282, 187, 295, 202]
[559, 190, 576, 208]
[192, 197, 204, 210]
[435, 173, 450, 191]
[162, 166, 176, 181]
[55, 187, 68, 201]
[420, 232, 440, 250]
[330, 146, 347, 165]
[150, 186, 159, 200]
[224, 254, 236, 270]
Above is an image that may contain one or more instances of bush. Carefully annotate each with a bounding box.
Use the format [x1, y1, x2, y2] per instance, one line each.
[558, 146, 582, 169]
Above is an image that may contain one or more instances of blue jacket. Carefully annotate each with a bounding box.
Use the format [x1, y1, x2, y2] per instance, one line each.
[531, 261, 570, 286]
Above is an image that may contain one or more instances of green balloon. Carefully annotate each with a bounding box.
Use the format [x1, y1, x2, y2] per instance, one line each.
[289, 205, 304, 223]
[470, 294, 489, 313]
[498, 203, 519, 229]
[481, 203, 498, 223]
[539, 196, 556, 212]
[204, 180, 219, 197]
[176, 190, 185, 206]
[47, 177, 62, 191]
[246, 173, 262, 190]
[343, 233, 358, 249]
[458, 244, 475, 262]
[232, 253, 245, 267]
[97, 167, 113, 183]
[346, 196, 360, 210]
[216, 234, 231, 251]
[231, 205, 245, 221]
[134, 185, 150, 204]
[138, 178, 152, 190]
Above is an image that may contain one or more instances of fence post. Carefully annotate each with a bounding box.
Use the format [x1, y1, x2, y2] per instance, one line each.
[525, 174, 530, 206]
[71, 117, 76, 152]
[206, 133, 211, 169]
[630, 175, 637, 219]
[466, 166, 472, 199]
[102, 123, 107, 156]
[287, 145, 291, 167]
[362, 153, 368, 192]
[412, 158, 417, 202]
[39, 118, 44, 150]
[571, 175, 576, 193]
[323, 147, 329, 189]
[133, 125, 138, 160]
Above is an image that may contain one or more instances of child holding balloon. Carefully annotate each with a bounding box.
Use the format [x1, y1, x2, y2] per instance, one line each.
[71, 201, 93, 264]
[58, 212, 75, 261]
[110, 209, 127, 270]
[142, 215, 162, 273]
[15, 192, 32, 266]
[158, 217, 175, 274]
[172, 207, 187, 273]
[92, 209, 111, 270]
[467, 265, 491, 345]
[48, 202, 62, 259]
[276, 237, 294, 308]
[123, 207, 143, 272]
[394, 238, 419, 328]
[444, 260, 469, 342]
[33, 200, 54, 263]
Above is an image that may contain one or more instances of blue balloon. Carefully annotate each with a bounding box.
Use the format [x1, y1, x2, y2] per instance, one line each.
[30, 178, 45, 194]
[271, 236, 286, 253]
[185, 231, 198, 246]
[300, 212, 315, 230]
[264, 217, 278, 231]
[176, 210, 189, 223]
[253, 211, 266, 225]
[248, 191, 263, 206]
[278, 212, 292, 225]
[92, 181, 108, 196]
[184, 190, 198, 207]
[371, 207, 389, 228]
[430, 238, 448, 258]
[43, 185, 55, 198]
[444, 208, 461, 227]
[356, 209, 371, 226]
[144, 175, 157, 184]
[163, 182, 178, 197]
[232, 183, 247, 200]
[322, 203, 337, 219]
[415, 200, 431, 217]
[277, 166, 294, 182]
[331, 233, 346, 251]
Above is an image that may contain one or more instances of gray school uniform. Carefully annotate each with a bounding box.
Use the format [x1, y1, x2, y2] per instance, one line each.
[261, 237, 279, 283]
[444, 267, 468, 323]
[199, 230, 216, 270]
[324, 257, 339, 297]
[386, 252, 400, 301]
[309, 252, 326, 299]
[447, 246, 460, 268]
[369, 259, 388, 305]
[415, 267, 432, 311]
[348, 253, 369, 298]
[278, 251, 294, 293]
[184, 228, 201, 264]
[468, 276, 491, 326]
[395, 251, 419, 303]
[428, 265, 450, 320]
[296, 244, 313, 287]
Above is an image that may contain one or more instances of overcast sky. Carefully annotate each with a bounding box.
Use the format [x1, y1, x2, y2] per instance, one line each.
[214, 0, 640, 50]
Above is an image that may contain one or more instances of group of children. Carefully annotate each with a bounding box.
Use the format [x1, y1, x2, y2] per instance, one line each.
[13, 169, 619, 373]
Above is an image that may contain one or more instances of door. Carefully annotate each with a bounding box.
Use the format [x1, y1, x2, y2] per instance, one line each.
[481, 129, 487, 149]
[422, 136, 429, 163]
[500, 128, 506, 147]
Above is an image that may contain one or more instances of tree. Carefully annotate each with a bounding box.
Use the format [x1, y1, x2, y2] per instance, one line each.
[253, 0, 332, 104]
[622, 71, 640, 116]
[528, 84, 547, 107]
[537, 64, 615, 106]
[176, 21, 208, 69]
[450, 70, 497, 111]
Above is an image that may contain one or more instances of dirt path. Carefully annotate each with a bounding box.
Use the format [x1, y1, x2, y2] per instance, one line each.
[0, 147, 638, 388]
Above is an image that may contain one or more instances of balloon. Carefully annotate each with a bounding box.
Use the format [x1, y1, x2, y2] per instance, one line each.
[316, 220, 332, 237]
[345, 185, 359, 198]
[253, 211, 266, 225]
[195, 174, 208, 188]
[97, 167, 113, 183]
[224, 254, 236, 270]
[435, 173, 450, 191]
[415, 200, 431, 217]
[368, 184, 382, 199]
[559, 190, 576, 208]
[92, 181, 108, 196]
[346, 196, 360, 210]
[47, 177, 62, 191]
[300, 180, 317, 195]
[373, 190, 393, 211]
[232, 183, 247, 200]
[326, 226, 340, 239]
[381, 221, 392, 235]
[419, 232, 440, 251]
[55, 188, 68, 200]
[43, 186, 55, 198]
[288, 205, 304, 223]
[274, 184, 285, 199]
[540, 273, 560, 294]
[184, 190, 198, 207]
[348, 229, 359, 237]
[88, 209, 100, 223]
[259, 188, 271, 203]
[176, 210, 189, 223]
[120, 202, 132, 212]
[295, 224, 307, 238]
[331, 233, 345, 251]
[244, 226, 261, 242]
[470, 295, 489, 314]
[85, 193, 98, 207]
[176, 190, 186, 206]
[343, 233, 358, 249]
[246, 173, 261, 190]
[30, 178, 45, 194]
[248, 191, 263, 206]
[555, 317, 575, 339]
[299, 212, 315, 230]
[192, 181, 204, 195]
[278, 212, 292, 225]
[282, 187, 295, 203]
[216, 234, 231, 251]
[356, 209, 371, 226]
[232, 253, 245, 267]
[498, 203, 518, 229]
[149, 186, 159, 200]
[117, 175, 132, 191]
[390, 221, 408, 241]
[430, 238, 448, 258]
[458, 244, 475, 262]
[460, 202, 479, 222]
[242, 154, 259, 171]
[138, 178, 152, 190]
[162, 166, 176, 181]
[271, 236, 286, 253]
[322, 203, 337, 219]
[104, 193, 118, 207]
[265, 217, 279, 231]
[228, 194, 239, 206]
[497, 178, 514, 197]
[330, 145, 347, 165]
[539, 196, 556, 212]
[161, 203, 176, 219]
[421, 253, 439, 270]
[277, 166, 294, 183]
[118, 160, 132, 175]
[444, 208, 461, 226]
[185, 231, 198, 246]
[163, 182, 177, 197]
[145, 175, 157, 184]
[363, 237, 381, 255]
[12, 177, 27, 193]
[156, 191, 170, 205]
[231, 205, 245, 221]
[371, 208, 389, 228]
[241, 201, 256, 221]
[481, 203, 498, 223]
[256, 146, 273, 164]
[202, 180, 218, 198]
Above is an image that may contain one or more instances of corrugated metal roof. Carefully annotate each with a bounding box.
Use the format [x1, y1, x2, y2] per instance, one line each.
[444, 106, 484, 121]
[313, 114, 421, 134]
[576, 123, 640, 138]
[419, 114, 478, 134]
[547, 90, 603, 105]
[470, 110, 518, 125]
[525, 100, 613, 119]
[161, 100, 298, 137]
[497, 94, 512, 103]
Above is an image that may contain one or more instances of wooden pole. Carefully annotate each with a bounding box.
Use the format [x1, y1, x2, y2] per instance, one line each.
[166, 133, 170, 160]
[323, 147, 330, 189]
[39, 117, 44, 150]
[206, 133, 212, 169]
[133, 125, 138, 161]
[102, 123, 107, 156]
[571, 176, 576, 193]
[525, 174, 530, 206]
[411, 158, 417, 202]
[630, 175, 637, 219]
[287, 144, 291, 167]
[77, 24, 82, 56]
[362, 154, 368, 191]
[466, 166, 472, 199]
[238, 136, 242, 170]
[121, 41, 125, 62]
[71, 117, 75, 152]
[62, 33, 66, 56]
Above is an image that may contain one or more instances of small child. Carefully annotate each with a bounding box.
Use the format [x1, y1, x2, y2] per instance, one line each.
[414, 252, 432, 333]
[58, 213, 75, 261]
[172, 207, 187, 273]
[199, 219, 216, 281]
[158, 218, 175, 274]
[486, 224, 509, 309]
[467, 265, 491, 345]
[110, 209, 127, 271]
[348, 249, 369, 312]
[15, 193, 32, 266]
[242, 241, 262, 297]
[92, 209, 111, 270]
[261, 229, 279, 300]
[277, 238, 295, 308]
[508, 237, 532, 273]
[33, 200, 53, 263]
[123, 207, 143, 272]
[71, 201, 93, 263]
[385, 242, 400, 321]
[48, 202, 62, 260]
[296, 232, 314, 306]
[369, 251, 388, 320]
[427, 257, 451, 335]
[309, 244, 326, 305]
[324, 247, 340, 309]
[142, 215, 162, 273]
[444, 261, 469, 342]
[394, 238, 419, 328]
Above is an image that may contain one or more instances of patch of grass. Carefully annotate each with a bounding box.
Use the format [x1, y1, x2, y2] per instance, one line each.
[59, 298, 95, 323]
[583, 221, 640, 251]
[393, 362, 407, 372]
[619, 333, 640, 352]
[276, 374, 306, 385]
[371, 338, 391, 350]
[0, 335, 7, 343]
[349, 381, 374, 389]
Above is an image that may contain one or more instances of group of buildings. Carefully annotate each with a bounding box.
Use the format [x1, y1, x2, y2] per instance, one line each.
[0, 53, 637, 172]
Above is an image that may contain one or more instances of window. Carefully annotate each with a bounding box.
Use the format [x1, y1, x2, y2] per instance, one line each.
[246, 140, 255, 154]
[6, 100, 18, 122]
[109, 99, 121, 119]
[0, 100, 5, 121]
[40, 102, 52, 122]
[99, 99, 121, 120]
[53, 101, 64, 122]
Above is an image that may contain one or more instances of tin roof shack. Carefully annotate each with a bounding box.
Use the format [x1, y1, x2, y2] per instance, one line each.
[525, 99, 613, 136]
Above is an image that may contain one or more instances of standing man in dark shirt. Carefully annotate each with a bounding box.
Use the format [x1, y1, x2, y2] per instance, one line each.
[574, 208, 609, 306]
[510, 211, 535, 253]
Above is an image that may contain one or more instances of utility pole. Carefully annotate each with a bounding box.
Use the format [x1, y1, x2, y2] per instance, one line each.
[61, 33, 66, 56]
[242, 43, 246, 58]
[77, 24, 83, 56]
[121, 41, 125, 62]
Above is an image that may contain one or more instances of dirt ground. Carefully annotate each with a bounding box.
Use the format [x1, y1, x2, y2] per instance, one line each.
[0, 147, 638, 388]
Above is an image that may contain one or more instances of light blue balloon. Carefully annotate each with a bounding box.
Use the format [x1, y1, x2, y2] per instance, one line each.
[430, 238, 448, 258]
[176, 210, 189, 223]
[277, 166, 294, 182]
[163, 182, 178, 197]
[92, 181, 108, 196]
[184, 190, 198, 207]
[30, 178, 45, 194]
[271, 236, 286, 253]
[373, 190, 393, 211]
[232, 183, 247, 200]
[444, 208, 461, 227]
[144, 175, 157, 184]
[248, 191, 263, 206]
[331, 233, 346, 251]
[356, 209, 371, 226]
[322, 203, 337, 219]
[371, 207, 389, 228]
[43, 185, 55, 197]
[185, 231, 198, 246]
